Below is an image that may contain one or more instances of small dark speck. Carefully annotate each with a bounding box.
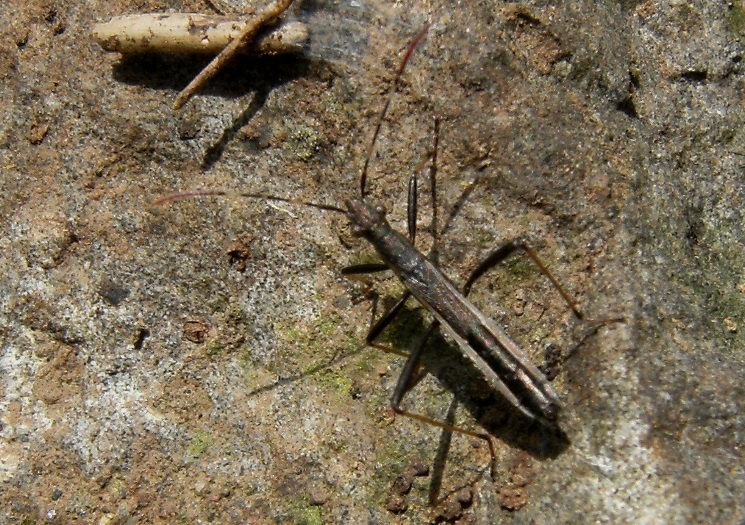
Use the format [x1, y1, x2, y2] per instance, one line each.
[350, 381, 361, 399]
[133, 327, 150, 350]
[98, 278, 130, 306]
[44, 7, 57, 24]
[680, 70, 708, 82]
[616, 95, 638, 118]
[178, 117, 202, 140]
[227, 239, 252, 272]
[51, 488, 63, 500]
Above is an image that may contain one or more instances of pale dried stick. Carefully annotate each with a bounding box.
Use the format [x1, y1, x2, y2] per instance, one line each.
[93, 14, 307, 56]
[173, 0, 294, 110]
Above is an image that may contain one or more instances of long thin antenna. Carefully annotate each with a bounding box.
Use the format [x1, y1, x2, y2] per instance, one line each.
[360, 22, 433, 198]
[152, 190, 347, 215]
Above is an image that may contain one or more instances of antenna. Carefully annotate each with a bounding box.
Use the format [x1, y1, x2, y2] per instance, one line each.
[359, 22, 433, 198]
[152, 190, 346, 215]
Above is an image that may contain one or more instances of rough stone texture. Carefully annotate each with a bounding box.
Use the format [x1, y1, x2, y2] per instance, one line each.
[0, 0, 743, 523]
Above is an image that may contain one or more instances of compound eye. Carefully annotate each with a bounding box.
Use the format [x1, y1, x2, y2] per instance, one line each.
[351, 224, 365, 237]
[374, 203, 387, 216]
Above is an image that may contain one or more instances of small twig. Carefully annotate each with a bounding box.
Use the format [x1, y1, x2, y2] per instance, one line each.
[173, 0, 294, 110]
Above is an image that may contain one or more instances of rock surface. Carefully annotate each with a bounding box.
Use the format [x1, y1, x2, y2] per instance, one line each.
[0, 0, 743, 523]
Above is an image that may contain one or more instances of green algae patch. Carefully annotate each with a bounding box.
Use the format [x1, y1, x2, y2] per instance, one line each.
[728, 2, 745, 34]
[188, 432, 213, 458]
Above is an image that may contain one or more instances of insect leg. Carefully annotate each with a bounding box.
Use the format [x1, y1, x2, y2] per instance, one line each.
[462, 241, 585, 319]
[339, 259, 410, 357]
[390, 318, 496, 475]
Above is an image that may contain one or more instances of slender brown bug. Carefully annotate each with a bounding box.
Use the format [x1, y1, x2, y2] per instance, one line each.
[156, 22, 615, 473]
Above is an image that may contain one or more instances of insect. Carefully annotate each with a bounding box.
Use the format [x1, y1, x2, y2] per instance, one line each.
[156, 22, 605, 462]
